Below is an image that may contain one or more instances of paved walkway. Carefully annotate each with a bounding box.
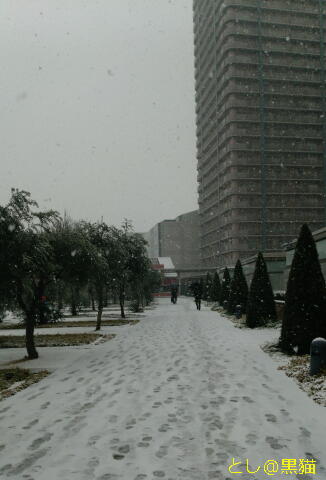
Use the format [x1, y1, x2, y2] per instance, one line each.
[1, 298, 325, 480]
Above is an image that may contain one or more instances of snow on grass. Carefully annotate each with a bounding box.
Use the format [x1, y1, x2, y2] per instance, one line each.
[278, 356, 326, 407]
[0, 368, 49, 401]
[0, 304, 144, 327]
[0, 332, 115, 348]
[0, 318, 139, 331]
[0, 345, 97, 371]
[215, 305, 326, 408]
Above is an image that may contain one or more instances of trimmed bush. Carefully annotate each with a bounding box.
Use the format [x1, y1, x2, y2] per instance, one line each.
[210, 272, 221, 303]
[227, 260, 248, 314]
[203, 272, 212, 301]
[279, 224, 326, 354]
[220, 267, 231, 307]
[246, 252, 276, 328]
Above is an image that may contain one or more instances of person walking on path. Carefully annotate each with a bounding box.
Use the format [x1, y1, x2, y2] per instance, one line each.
[194, 292, 201, 310]
[170, 285, 178, 304]
[191, 281, 202, 310]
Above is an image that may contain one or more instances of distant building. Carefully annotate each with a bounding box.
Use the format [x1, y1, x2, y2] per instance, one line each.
[241, 252, 286, 292]
[193, 0, 326, 269]
[142, 210, 201, 271]
[150, 257, 178, 296]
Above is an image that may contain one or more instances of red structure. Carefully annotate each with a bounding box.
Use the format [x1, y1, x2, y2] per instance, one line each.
[150, 257, 178, 297]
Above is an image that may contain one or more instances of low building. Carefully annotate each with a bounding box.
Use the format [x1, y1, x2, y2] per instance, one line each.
[142, 210, 201, 271]
[242, 252, 286, 292]
[237, 227, 326, 294]
[150, 257, 178, 297]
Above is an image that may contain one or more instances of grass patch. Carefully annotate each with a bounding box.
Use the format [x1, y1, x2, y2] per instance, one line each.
[278, 356, 326, 407]
[0, 318, 140, 330]
[0, 368, 49, 401]
[0, 333, 115, 348]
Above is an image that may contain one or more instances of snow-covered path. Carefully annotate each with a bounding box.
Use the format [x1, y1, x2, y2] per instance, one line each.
[1, 298, 325, 480]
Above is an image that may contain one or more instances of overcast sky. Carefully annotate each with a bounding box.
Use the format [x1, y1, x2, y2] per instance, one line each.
[0, 0, 197, 232]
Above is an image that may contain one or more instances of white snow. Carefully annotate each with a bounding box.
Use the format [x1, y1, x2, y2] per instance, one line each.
[0, 325, 129, 336]
[158, 257, 175, 270]
[0, 297, 325, 480]
[0, 305, 141, 327]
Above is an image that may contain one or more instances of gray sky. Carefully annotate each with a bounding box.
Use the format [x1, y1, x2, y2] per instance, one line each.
[0, 0, 197, 232]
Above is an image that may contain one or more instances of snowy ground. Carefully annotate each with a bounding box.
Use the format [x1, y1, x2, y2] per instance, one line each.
[1, 297, 325, 480]
[0, 305, 139, 326]
[0, 324, 130, 336]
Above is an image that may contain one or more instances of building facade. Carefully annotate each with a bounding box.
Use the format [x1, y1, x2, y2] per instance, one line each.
[241, 251, 286, 292]
[150, 257, 178, 296]
[193, 0, 326, 268]
[141, 210, 201, 271]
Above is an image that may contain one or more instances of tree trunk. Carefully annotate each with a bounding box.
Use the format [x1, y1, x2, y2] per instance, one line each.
[37, 278, 46, 325]
[119, 283, 126, 318]
[103, 286, 108, 308]
[70, 286, 78, 316]
[91, 296, 96, 311]
[95, 286, 103, 331]
[25, 314, 38, 359]
[17, 285, 38, 359]
[56, 281, 64, 311]
[95, 304, 103, 331]
[138, 285, 144, 310]
[58, 295, 63, 311]
[119, 298, 125, 318]
[71, 302, 77, 316]
[89, 287, 96, 311]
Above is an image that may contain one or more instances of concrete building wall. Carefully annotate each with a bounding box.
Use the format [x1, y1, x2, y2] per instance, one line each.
[142, 210, 201, 270]
[242, 252, 286, 292]
[193, 0, 326, 269]
[284, 226, 326, 286]
[141, 225, 160, 259]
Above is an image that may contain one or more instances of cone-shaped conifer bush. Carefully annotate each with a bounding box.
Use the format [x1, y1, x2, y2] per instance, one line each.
[246, 252, 276, 328]
[210, 271, 221, 302]
[227, 259, 248, 314]
[203, 272, 212, 301]
[279, 224, 326, 355]
[220, 267, 231, 307]
[199, 278, 204, 298]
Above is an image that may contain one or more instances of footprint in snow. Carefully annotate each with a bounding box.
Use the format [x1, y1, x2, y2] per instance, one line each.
[137, 442, 150, 447]
[299, 427, 311, 439]
[155, 445, 168, 458]
[265, 414, 277, 423]
[245, 433, 257, 445]
[113, 454, 124, 460]
[28, 432, 53, 450]
[88, 435, 100, 446]
[242, 396, 254, 404]
[265, 436, 285, 450]
[153, 471, 165, 477]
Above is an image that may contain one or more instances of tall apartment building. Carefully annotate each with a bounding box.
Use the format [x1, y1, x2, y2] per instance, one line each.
[194, 0, 326, 268]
